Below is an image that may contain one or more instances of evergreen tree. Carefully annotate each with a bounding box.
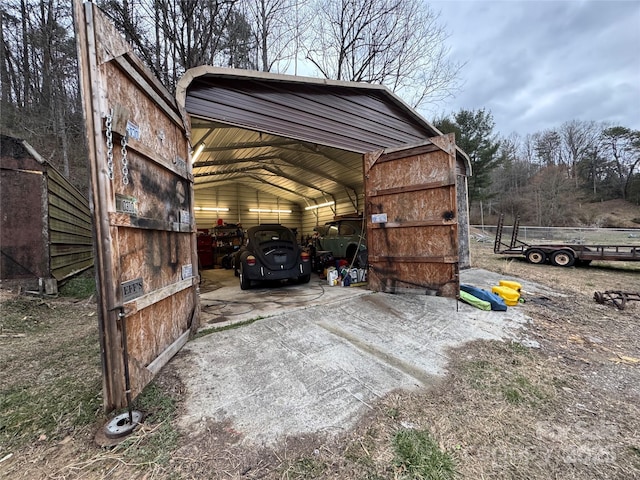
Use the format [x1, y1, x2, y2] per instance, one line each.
[435, 108, 501, 204]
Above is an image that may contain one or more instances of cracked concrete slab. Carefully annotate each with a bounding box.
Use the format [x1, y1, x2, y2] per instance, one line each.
[172, 268, 545, 446]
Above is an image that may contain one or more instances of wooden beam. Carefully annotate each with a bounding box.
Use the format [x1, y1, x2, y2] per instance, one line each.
[368, 179, 455, 197]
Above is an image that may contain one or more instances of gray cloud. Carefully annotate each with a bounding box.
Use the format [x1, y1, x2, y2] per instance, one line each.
[428, 0, 640, 136]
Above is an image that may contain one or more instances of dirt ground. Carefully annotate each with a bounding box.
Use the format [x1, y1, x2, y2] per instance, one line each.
[1, 242, 639, 479]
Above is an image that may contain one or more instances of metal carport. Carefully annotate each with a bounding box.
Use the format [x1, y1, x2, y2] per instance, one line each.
[74, 0, 471, 411]
[175, 67, 472, 269]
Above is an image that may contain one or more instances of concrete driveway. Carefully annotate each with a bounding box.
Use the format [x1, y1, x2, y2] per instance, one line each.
[172, 268, 549, 446]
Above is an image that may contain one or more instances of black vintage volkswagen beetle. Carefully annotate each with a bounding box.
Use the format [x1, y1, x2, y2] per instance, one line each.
[234, 224, 311, 290]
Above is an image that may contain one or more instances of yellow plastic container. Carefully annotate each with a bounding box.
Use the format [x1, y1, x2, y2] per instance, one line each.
[499, 280, 522, 292]
[492, 285, 520, 306]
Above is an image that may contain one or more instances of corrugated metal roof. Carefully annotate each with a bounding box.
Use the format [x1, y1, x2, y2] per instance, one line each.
[176, 67, 470, 205]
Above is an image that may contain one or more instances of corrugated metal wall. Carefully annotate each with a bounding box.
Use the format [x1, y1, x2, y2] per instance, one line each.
[194, 182, 365, 241]
[46, 167, 93, 280]
[194, 183, 303, 233]
[300, 190, 365, 237]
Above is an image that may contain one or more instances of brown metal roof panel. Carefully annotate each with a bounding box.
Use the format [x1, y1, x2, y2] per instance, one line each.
[224, 78, 432, 138]
[186, 91, 390, 152]
[185, 72, 436, 137]
[178, 67, 471, 174]
[185, 82, 425, 152]
[203, 85, 426, 146]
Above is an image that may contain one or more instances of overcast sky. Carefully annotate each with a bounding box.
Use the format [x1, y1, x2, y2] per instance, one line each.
[427, 0, 640, 137]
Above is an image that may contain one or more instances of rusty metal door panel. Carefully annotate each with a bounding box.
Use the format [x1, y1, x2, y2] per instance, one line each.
[365, 135, 459, 297]
[74, 1, 198, 411]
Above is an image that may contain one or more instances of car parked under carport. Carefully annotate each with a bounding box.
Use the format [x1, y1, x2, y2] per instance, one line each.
[313, 217, 367, 267]
[234, 224, 312, 289]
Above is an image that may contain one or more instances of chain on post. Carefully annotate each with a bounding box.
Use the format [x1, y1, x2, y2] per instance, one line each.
[105, 109, 114, 181]
[121, 133, 129, 186]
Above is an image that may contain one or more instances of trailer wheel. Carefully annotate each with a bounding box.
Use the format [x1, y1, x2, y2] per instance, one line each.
[551, 250, 575, 267]
[526, 249, 546, 264]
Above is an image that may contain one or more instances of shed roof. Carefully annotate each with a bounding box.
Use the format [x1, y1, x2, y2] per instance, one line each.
[176, 67, 470, 204]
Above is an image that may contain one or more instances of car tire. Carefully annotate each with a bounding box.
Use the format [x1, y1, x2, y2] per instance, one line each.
[298, 274, 311, 284]
[239, 264, 251, 290]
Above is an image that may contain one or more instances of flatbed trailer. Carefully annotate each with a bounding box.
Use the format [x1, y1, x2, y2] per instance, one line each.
[493, 214, 640, 267]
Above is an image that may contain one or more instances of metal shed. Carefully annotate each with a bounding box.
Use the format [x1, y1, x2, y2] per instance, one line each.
[0, 133, 93, 293]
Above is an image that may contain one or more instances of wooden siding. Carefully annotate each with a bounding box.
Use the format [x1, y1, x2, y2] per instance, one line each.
[74, 1, 198, 411]
[365, 137, 459, 297]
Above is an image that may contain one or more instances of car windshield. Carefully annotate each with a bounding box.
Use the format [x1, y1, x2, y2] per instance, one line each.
[339, 223, 357, 235]
[254, 229, 295, 244]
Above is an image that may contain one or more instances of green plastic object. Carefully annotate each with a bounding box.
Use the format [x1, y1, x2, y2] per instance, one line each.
[459, 290, 491, 311]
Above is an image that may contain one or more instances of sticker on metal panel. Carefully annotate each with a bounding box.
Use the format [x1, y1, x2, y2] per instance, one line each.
[126, 120, 141, 141]
[115, 194, 138, 215]
[121, 277, 144, 302]
[182, 264, 193, 280]
[371, 213, 387, 224]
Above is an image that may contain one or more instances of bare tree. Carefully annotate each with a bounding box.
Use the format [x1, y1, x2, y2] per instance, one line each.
[558, 119, 600, 187]
[600, 126, 640, 200]
[223, 8, 256, 69]
[100, 0, 240, 89]
[302, 0, 462, 108]
[528, 166, 576, 226]
[241, 0, 305, 73]
[1, 0, 82, 181]
[533, 129, 564, 167]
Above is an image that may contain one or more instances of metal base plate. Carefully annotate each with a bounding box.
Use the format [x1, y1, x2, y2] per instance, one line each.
[103, 410, 144, 439]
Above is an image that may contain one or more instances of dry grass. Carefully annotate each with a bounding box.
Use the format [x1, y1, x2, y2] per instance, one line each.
[1, 245, 639, 479]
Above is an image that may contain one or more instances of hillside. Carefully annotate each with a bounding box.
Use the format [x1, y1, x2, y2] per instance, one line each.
[573, 199, 640, 228]
[480, 199, 640, 229]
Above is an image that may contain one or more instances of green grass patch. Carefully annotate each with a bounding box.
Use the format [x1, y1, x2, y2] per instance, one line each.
[0, 297, 102, 453]
[461, 359, 492, 389]
[281, 456, 326, 479]
[502, 374, 548, 405]
[507, 341, 531, 357]
[59, 275, 96, 299]
[114, 382, 180, 467]
[0, 298, 55, 333]
[0, 376, 102, 451]
[393, 429, 457, 480]
[386, 407, 400, 419]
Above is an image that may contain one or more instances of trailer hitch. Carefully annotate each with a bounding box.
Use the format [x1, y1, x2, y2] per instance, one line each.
[594, 290, 640, 311]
